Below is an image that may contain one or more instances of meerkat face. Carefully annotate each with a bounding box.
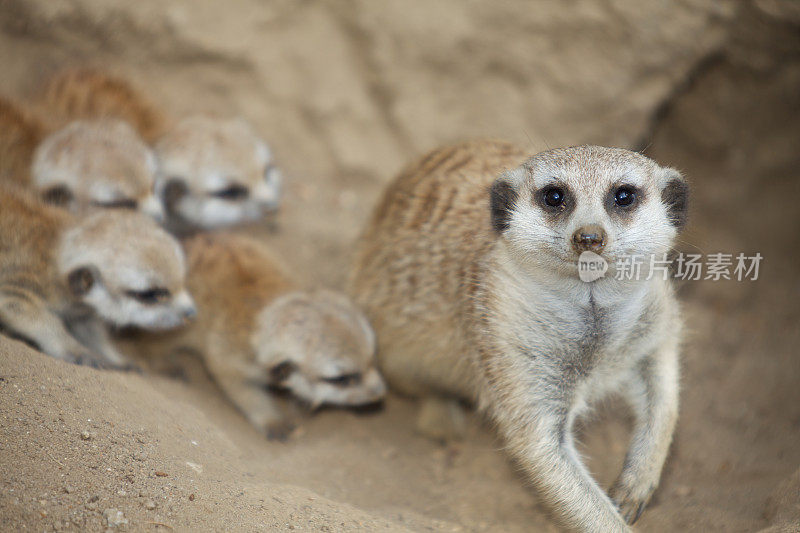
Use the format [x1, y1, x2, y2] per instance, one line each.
[32, 119, 163, 220]
[251, 290, 386, 409]
[491, 145, 689, 275]
[154, 116, 282, 231]
[57, 211, 196, 330]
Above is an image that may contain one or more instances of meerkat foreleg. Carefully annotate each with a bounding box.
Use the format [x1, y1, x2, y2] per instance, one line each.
[204, 352, 292, 440]
[487, 363, 630, 533]
[610, 345, 679, 524]
[504, 407, 630, 532]
[65, 316, 136, 370]
[0, 290, 103, 366]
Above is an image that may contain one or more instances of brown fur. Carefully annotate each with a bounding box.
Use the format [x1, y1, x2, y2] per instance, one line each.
[352, 140, 527, 399]
[36, 68, 168, 142]
[0, 184, 72, 308]
[0, 96, 46, 186]
[0, 184, 109, 366]
[0, 68, 164, 186]
[165, 232, 295, 358]
[124, 233, 384, 439]
[0, 72, 162, 217]
[0, 183, 192, 368]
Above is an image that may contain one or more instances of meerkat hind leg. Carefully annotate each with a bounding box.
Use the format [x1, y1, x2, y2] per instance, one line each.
[416, 396, 467, 442]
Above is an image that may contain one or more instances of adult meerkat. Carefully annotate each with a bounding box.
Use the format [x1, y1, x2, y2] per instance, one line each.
[0, 184, 196, 368]
[350, 140, 689, 532]
[125, 233, 385, 439]
[40, 68, 283, 234]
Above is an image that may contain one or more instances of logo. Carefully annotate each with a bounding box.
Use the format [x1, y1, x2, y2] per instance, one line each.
[578, 251, 608, 282]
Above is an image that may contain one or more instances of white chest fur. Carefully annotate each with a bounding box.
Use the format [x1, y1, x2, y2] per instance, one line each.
[485, 251, 670, 407]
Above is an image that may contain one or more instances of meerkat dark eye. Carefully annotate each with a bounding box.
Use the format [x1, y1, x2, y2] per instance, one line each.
[127, 288, 171, 305]
[212, 184, 249, 201]
[42, 185, 74, 206]
[322, 373, 362, 387]
[269, 361, 296, 383]
[94, 198, 138, 210]
[614, 186, 637, 207]
[542, 187, 566, 208]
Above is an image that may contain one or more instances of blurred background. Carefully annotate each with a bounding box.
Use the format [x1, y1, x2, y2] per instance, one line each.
[0, 1, 798, 531]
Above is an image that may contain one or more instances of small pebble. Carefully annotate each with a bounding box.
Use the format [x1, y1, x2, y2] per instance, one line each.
[80, 430, 95, 441]
[144, 500, 156, 510]
[64, 485, 75, 494]
[103, 508, 128, 527]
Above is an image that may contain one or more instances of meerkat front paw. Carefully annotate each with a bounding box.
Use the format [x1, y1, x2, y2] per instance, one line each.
[68, 347, 141, 372]
[416, 396, 466, 443]
[609, 478, 655, 525]
[65, 345, 110, 369]
[112, 360, 144, 373]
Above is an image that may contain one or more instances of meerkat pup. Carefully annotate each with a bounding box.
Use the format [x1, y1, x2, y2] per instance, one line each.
[39, 68, 283, 234]
[31, 118, 164, 219]
[350, 140, 689, 531]
[154, 116, 282, 235]
[0, 88, 163, 220]
[0, 184, 195, 369]
[127, 233, 385, 439]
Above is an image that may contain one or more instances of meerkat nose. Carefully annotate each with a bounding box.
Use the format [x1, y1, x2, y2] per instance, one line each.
[572, 224, 607, 254]
[253, 180, 280, 209]
[365, 368, 387, 398]
[175, 291, 197, 320]
[141, 195, 165, 222]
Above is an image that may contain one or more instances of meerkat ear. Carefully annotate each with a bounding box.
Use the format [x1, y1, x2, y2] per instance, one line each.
[659, 168, 689, 230]
[67, 266, 97, 296]
[161, 179, 188, 212]
[490, 176, 519, 233]
[41, 185, 74, 207]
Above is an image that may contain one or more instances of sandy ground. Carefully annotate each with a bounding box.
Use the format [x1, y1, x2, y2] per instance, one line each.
[1, 1, 799, 531]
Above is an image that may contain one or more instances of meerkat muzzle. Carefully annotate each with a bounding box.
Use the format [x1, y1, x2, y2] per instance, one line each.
[572, 224, 607, 253]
